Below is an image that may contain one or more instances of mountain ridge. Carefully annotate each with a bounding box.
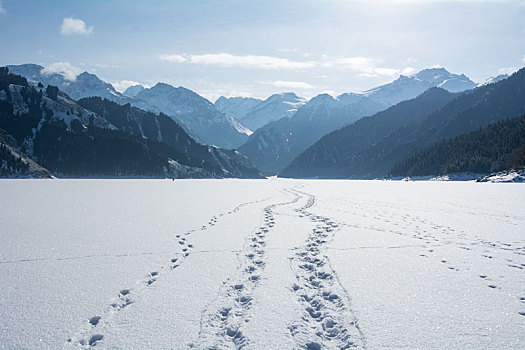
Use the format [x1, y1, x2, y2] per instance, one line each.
[239, 67, 476, 174]
[7, 64, 251, 150]
[0, 67, 262, 178]
[280, 67, 525, 179]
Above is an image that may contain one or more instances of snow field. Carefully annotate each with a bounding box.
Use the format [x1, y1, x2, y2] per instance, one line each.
[0, 179, 523, 349]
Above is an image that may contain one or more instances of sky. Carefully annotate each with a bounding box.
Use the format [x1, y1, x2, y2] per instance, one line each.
[0, 0, 524, 101]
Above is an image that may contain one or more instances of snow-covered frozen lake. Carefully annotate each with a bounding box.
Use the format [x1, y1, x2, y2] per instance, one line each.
[0, 179, 524, 349]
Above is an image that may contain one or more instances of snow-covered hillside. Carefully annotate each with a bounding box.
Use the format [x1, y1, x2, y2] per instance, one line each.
[7, 64, 129, 103]
[214, 96, 262, 123]
[239, 67, 477, 175]
[219, 93, 308, 131]
[361, 67, 476, 107]
[7, 64, 250, 149]
[130, 83, 251, 149]
[0, 180, 523, 349]
[477, 74, 509, 87]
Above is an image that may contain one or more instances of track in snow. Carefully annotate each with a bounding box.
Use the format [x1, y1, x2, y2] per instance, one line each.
[196, 189, 301, 348]
[288, 189, 365, 349]
[68, 196, 271, 348]
[69, 188, 366, 349]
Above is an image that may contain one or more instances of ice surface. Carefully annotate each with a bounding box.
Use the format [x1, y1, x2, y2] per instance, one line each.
[0, 179, 523, 349]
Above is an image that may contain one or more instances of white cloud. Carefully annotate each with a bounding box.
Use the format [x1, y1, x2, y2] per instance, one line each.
[159, 54, 187, 63]
[211, 90, 256, 100]
[372, 67, 400, 76]
[160, 53, 316, 70]
[498, 66, 518, 75]
[0, 1, 6, 14]
[334, 56, 400, 77]
[159, 52, 411, 78]
[320, 90, 336, 97]
[112, 80, 146, 93]
[401, 67, 417, 75]
[60, 17, 93, 36]
[271, 80, 314, 89]
[334, 57, 378, 71]
[522, 54, 525, 63]
[191, 53, 316, 70]
[41, 62, 82, 81]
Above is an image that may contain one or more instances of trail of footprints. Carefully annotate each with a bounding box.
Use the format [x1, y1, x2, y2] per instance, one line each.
[70, 197, 270, 348]
[374, 207, 525, 312]
[197, 191, 300, 348]
[289, 190, 364, 350]
[345, 205, 525, 298]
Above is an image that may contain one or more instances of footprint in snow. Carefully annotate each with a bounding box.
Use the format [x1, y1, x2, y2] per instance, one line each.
[89, 316, 101, 326]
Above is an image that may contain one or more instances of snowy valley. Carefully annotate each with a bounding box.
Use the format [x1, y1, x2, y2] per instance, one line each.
[2, 1, 525, 349]
[0, 179, 523, 349]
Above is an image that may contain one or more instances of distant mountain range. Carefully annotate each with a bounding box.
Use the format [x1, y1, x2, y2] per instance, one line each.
[7, 63, 126, 102]
[128, 82, 252, 149]
[477, 74, 509, 87]
[123, 84, 145, 98]
[281, 68, 525, 179]
[4, 61, 523, 180]
[215, 93, 307, 131]
[0, 67, 261, 178]
[240, 68, 477, 174]
[7, 64, 250, 149]
[214, 96, 262, 125]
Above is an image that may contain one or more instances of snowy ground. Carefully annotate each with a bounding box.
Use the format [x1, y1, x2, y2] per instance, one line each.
[0, 179, 524, 349]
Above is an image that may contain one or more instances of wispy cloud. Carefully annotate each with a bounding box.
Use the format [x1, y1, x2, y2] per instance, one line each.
[159, 52, 418, 78]
[0, 1, 6, 14]
[498, 66, 519, 75]
[159, 53, 316, 70]
[332, 56, 403, 78]
[60, 17, 93, 36]
[159, 54, 187, 63]
[401, 67, 417, 75]
[112, 80, 145, 92]
[271, 80, 314, 89]
[522, 54, 525, 63]
[41, 62, 82, 81]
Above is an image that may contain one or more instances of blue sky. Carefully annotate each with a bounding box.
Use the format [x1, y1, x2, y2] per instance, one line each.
[1, 0, 524, 101]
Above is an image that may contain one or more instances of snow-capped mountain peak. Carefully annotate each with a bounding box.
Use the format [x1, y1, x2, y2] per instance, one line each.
[414, 67, 453, 82]
[214, 96, 263, 122]
[123, 85, 145, 98]
[7, 64, 126, 102]
[477, 74, 509, 87]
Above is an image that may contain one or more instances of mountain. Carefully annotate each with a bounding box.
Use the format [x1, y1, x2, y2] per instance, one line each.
[358, 67, 475, 108]
[281, 67, 525, 179]
[238, 93, 383, 174]
[77, 97, 262, 178]
[6, 64, 129, 103]
[239, 68, 475, 175]
[0, 128, 53, 178]
[8, 64, 249, 149]
[0, 67, 261, 178]
[390, 113, 525, 177]
[214, 96, 262, 123]
[130, 83, 251, 149]
[225, 93, 307, 131]
[123, 85, 145, 98]
[477, 74, 509, 87]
